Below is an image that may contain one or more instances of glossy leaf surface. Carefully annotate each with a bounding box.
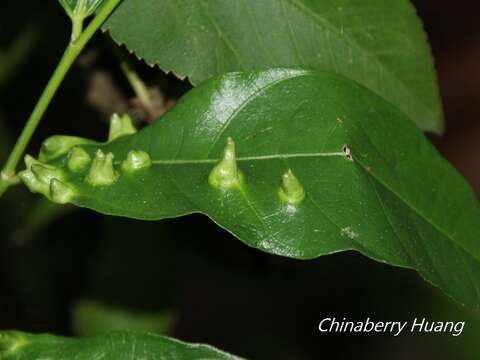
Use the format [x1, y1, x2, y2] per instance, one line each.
[20, 69, 480, 308]
[0, 331, 241, 359]
[105, 0, 443, 132]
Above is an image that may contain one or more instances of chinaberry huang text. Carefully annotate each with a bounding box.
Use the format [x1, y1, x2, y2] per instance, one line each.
[318, 317, 464, 337]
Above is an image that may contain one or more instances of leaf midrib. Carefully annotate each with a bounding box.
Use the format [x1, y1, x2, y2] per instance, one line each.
[121, 151, 345, 166]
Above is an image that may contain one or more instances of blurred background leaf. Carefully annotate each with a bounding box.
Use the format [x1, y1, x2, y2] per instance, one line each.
[0, 25, 39, 91]
[72, 299, 175, 336]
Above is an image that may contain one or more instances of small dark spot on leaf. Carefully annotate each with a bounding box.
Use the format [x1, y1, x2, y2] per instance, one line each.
[343, 144, 353, 161]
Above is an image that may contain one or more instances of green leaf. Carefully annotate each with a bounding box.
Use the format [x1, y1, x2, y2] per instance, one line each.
[19, 69, 480, 308]
[105, 0, 443, 133]
[0, 331, 241, 359]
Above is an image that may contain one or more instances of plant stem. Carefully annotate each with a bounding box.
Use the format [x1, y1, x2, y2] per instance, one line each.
[0, 0, 122, 198]
[71, 17, 84, 43]
[112, 45, 159, 116]
[119, 54, 154, 111]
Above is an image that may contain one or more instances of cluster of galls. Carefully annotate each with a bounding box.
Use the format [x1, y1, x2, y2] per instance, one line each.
[19, 113, 308, 206]
[209, 137, 306, 205]
[19, 114, 151, 204]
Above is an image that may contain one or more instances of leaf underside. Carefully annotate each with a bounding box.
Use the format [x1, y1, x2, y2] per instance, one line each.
[105, 0, 443, 133]
[0, 331, 241, 360]
[21, 69, 480, 309]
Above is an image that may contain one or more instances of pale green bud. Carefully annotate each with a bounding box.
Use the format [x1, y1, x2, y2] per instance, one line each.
[278, 169, 305, 205]
[49, 179, 75, 204]
[19, 168, 46, 196]
[24, 154, 38, 169]
[208, 137, 243, 190]
[19, 155, 74, 204]
[121, 150, 152, 172]
[85, 150, 119, 186]
[67, 147, 92, 172]
[31, 164, 64, 186]
[108, 113, 137, 142]
[39, 135, 91, 162]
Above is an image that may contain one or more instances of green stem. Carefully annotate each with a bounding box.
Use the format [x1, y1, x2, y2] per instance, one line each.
[0, 0, 122, 198]
[120, 56, 154, 111]
[71, 17, 84, 43]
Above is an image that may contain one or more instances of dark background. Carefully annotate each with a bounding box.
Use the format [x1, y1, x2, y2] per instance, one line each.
[1, 1, 479, 359]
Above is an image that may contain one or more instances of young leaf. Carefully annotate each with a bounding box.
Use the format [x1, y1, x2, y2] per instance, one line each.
[0, 331, 242, 359]
[58, 0, 104, 19]
[105, 0, 443, 133]
[20, 69, 480, 309]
